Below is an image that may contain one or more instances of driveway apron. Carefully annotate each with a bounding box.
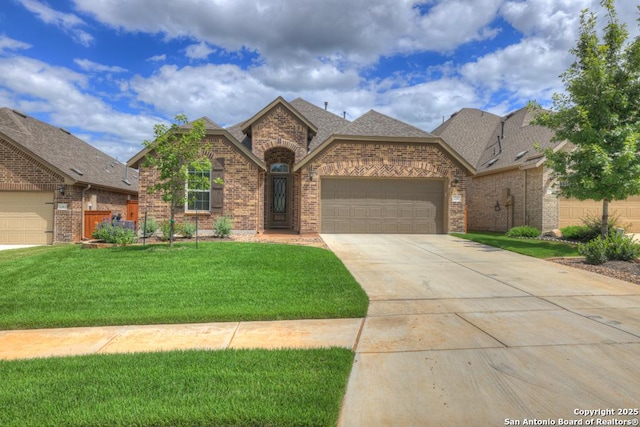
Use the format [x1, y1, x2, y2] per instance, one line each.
[323, 234, 640, 427]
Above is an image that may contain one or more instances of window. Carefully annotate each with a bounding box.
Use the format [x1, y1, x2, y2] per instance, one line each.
[270, 163, 289, 173]
[186, 168, 211, 211]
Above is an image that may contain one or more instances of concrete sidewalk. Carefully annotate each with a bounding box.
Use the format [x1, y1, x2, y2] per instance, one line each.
[324, 234, 640, 427]
[0, 318, 364, 360]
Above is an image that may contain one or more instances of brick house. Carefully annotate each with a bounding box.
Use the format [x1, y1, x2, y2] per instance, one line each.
[128, 97, 474, 235]
[0, 108, 138, 244]
[433, 107, 640, 233]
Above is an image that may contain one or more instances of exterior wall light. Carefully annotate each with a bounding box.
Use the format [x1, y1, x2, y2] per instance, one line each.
[308, 166, 314, 181]
[57, 185, 65, 196]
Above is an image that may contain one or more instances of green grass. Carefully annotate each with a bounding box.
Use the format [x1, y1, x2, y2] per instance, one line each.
[0, 242, 368, 330]
[451, 231, 580, 258]
[0, 348, 354, 427]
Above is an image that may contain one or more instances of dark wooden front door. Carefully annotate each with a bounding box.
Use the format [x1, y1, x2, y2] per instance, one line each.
[269, 175, 290, 228]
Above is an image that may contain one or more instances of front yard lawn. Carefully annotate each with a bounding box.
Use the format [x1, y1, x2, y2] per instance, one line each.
[0, 348, 353, 427]
[451, 231, 580, 258]
[0, 242, 368, 330]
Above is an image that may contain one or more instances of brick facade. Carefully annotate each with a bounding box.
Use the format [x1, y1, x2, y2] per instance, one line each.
[136, 102, 469, 235]
[301, 141, 467, 233]
[466, 165, 559, 232]
[138, 135, 261, 232]
[1, 137, 135, 243]
[251, 105, 308, 163]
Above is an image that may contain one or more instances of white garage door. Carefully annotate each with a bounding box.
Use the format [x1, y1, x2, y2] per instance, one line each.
[0, 191, 54, 244]
[321, 178, 445, 234]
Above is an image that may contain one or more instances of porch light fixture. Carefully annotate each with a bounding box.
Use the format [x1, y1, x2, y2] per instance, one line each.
[308, 166, 314, 181]
[57, 185, 65, 196]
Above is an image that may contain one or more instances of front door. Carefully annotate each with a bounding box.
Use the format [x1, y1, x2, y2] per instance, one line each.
[269, 175, 290, 228]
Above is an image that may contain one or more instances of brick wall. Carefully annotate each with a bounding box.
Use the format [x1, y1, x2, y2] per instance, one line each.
[0, 137, 63, 191]
[138, 135, 260, 232]
[1, 138, 135, 243]
[466, 165, 559, 233]
[251, 105, 308, 163]
[300, 141, 467, 233]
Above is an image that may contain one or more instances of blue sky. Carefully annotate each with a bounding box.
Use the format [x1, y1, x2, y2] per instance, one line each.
[0, 0, 638, 163]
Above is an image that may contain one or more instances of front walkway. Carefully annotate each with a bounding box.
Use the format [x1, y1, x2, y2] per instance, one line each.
[0, 318, 363, 360]
[323, 234, 640, 427]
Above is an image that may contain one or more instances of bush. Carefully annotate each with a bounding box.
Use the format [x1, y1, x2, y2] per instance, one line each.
[506, 226, 540, 238]
[605, 233, 640, 261]
[214, 216, 233, 238]
[581, 214, 624, 239]
[578, 237, 608, 265]
[92, 221, 137, 245]
[141, 216, 158, 238]
[180, 221, 196, 239]
[560, 225, 593, 242]
[160, 221, 174, 241]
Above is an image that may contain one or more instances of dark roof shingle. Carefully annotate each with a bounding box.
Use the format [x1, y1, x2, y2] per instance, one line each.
[0, 108, 138, 192]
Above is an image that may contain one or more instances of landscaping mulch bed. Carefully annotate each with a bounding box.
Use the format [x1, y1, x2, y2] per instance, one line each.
[549, 257, 640, 285]
[138, 233, 329, 249]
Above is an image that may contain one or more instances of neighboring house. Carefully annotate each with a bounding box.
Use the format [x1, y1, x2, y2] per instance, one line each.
[433, 107, 640, 233]
[0, 108, 139, 244]
[128, 97, 474, 235]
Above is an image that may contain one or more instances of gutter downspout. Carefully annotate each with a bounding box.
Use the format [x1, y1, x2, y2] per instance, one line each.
[81, 184, 91, 239]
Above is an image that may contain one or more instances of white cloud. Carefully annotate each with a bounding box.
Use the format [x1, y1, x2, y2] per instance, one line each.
[185, 42, 215, 60]
[74, 58, 128, 73]
[17, 0, 94, 46]
[0, 55, 163, 160]
[147, 54, 166, 62]
[0, 35, 31, 54]
[72, 0, 504, 65]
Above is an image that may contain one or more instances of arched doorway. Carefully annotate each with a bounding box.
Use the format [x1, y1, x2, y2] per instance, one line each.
[265, 148, 295, 229]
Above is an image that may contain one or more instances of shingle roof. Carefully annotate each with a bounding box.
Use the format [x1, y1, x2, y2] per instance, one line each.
[288, 98, 350, 150]
[433, 106, 559, 173]
[0, 108, 138, 192]
[339, 110, 434, 138]
[432, 108, 502, 168]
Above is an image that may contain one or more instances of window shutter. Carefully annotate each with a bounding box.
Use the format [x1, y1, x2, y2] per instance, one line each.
[212, 158, 224, 209]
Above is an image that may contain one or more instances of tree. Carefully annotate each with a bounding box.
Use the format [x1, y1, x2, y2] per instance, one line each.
[143, 114, 213, 246]
[530, 0, 640, 238]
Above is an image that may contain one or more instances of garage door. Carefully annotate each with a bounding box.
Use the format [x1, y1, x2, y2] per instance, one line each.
[559, 197, 640, 233]
[321, 178, 445, 233]
[0, 192, 54, 244]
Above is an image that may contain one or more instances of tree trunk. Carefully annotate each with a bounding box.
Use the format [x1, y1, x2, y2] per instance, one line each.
[601, 199, 609, 239]
[169, 207, 175, 247]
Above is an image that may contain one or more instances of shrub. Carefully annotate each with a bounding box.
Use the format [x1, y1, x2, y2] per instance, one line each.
[578, 237, 608, 265]
[141, 216, 158, 238]
[581, 214, 624, 239]
[604, 233, 640, 261]
[180, 221, 196, 239]
[160, 221, 174, 241]
[92, 221, 137, 245]
[506, 226, 540, 238]
[560, 225, 593, 242]
[214, 216, 233, 238]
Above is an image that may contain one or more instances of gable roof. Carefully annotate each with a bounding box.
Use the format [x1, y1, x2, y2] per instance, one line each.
[127, 116, 266, 170]
[434, 106, 561, 175]
[432, 108, 502, 168]
[240, 96, 318, 138]
[0, 107, 138, 193]
[294, 109, 475, 173]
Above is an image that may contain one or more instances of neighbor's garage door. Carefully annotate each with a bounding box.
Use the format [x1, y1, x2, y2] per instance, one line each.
[0, 191, 54, 244]
[559, 196, 640, 233]
[321, 178, 445, 233]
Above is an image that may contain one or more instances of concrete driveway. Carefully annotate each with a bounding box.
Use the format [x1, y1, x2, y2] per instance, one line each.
[323, 234, 640, 427]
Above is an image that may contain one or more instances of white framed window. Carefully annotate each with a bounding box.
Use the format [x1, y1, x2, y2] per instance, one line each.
[186, 168, 211, 211]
